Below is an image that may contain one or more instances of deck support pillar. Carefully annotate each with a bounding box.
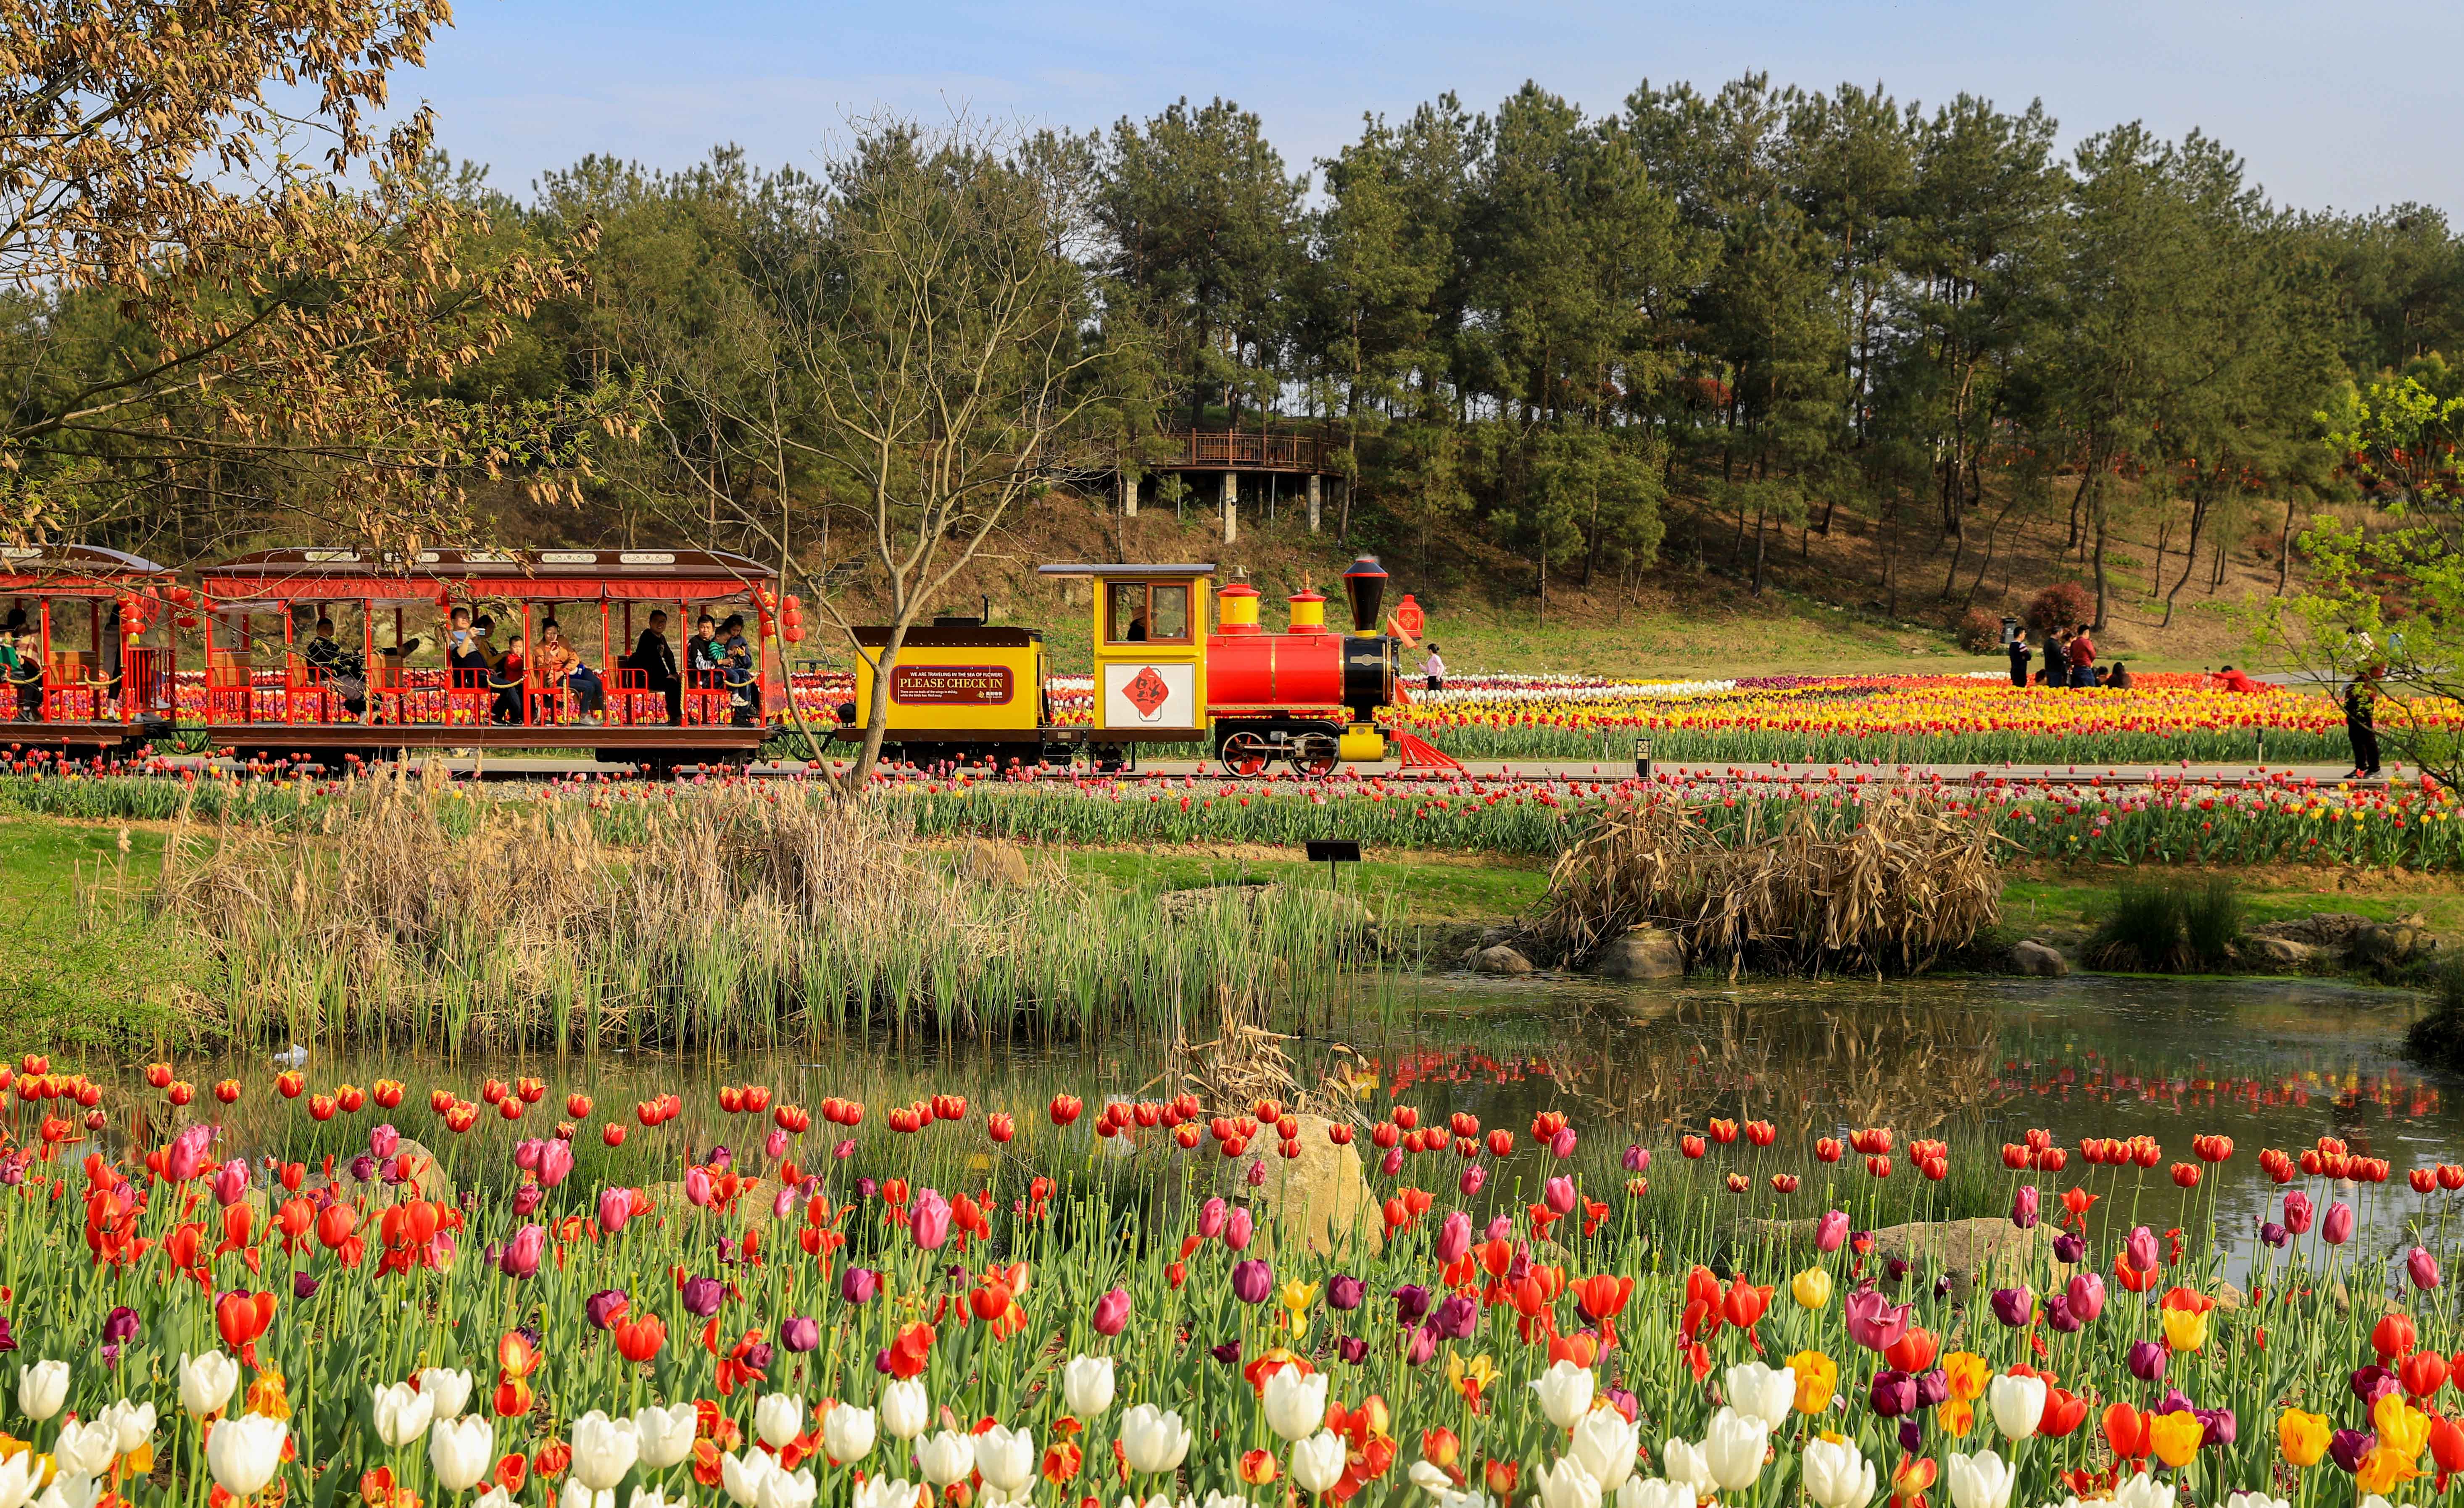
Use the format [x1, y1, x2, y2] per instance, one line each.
[1220, 470, 1238, 544]
[1307, 473, 1322, 533]
[1120, 465, 1136, 518]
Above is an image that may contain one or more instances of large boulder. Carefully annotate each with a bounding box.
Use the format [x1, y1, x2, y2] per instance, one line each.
[1593, 929, 1685, 981]
[2243, 935, 2312, 970]
[2010, 940, 2068, 977]
[1470, 944, 1534, 976]
[1734, 1216, 2036, 1297]
[1223, 1114, 1383, 1258]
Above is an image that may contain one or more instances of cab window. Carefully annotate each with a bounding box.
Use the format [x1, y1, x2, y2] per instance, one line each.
[1149, 584, 1189, 640]
[1105, 582, 1193, 645]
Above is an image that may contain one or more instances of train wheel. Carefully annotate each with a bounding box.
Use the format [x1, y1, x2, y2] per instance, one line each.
[1291, 731, 1341, 778]
[1220, 731, 1272, 777]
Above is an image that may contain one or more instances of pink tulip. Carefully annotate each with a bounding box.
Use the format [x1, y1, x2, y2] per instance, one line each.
[167, 1125, 211, 1183]
[1544, 1176, 1577, 1215]
[2125, 1225, 2160, 1274]
[772, 1185, 797, 1221]
[1815, 1210, 1849, 1252]
[1844, 1287, 1911, 1352]
[500, 1222, 545, 1279]
[2323, 1201, 2355, 1246]
[764, 1128, 788, 1160]
[514, 1138, 543, 1172]
[1485, 1214, 1513, 1242]
[1550, 1128, 1578, 1159]
[2409, 1247, 2442, 1290]
[1198, 1197, 1227, 1239]
[2011, 1186, 2039, 1231]
[1093, 1287, 1131, 1336]
[1458, 1165, 1486, 1197]
[910, 1189, 951, 1250]
[683, 1166, 713, 1208]
[369, 1123, 400, 1160]
[1434, 1210, 1472, 1264]
[1224, 1208, 1254, 1251]
[212, 1159, 248, 1207]
[535, 1140, 574, 1189]
[1380, 1147, 1403, 1176]
[598, 1186, 633, 1236]
[1246, 1160, 1266, 1188]
[2066, 1271, 2106, 1324]
[832, 1139, 855, 1159]
[2283, 1190, 2314, 1234]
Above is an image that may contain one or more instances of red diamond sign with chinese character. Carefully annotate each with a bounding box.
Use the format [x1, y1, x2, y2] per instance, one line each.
[1121, 665, 1171, 719]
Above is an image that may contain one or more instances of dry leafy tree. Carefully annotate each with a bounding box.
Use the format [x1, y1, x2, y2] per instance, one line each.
[0, 0, 622, 552]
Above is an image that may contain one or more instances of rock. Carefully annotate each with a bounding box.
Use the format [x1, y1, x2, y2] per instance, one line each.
[1223, 1114, 1383, 1258]
[1733, 1215, 2035, 1296]
[1593, 929, 1685, 981]
[376, 1137, 453, 1205]
[2355, 922, 2435, 967]
[957, 839, 1032, 889]
[1477, 926, 1521, 949]
[2212, 1280, 2248, 1312]
[2010, 940, 2068, 977]
[2251, 911, 2377, 950]
[2244, 935, 2312, 968]
[1470, 944, 1534, 976]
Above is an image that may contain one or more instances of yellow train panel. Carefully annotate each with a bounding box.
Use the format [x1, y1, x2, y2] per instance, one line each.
[849, 626, 1042, 736]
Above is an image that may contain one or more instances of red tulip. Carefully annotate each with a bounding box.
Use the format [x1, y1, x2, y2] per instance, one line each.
[275, 1071, 304, 1099]
[1391, 1106, 1419, 1131]
[2170, 1162, 2200, 1189]
[1327, 1123, 1354, 1146]
[1049, 1094, 1082, 1127]
[167, 1081, 194, 1107]
[1744, 1119, 1776, 1148]
[1485, 1129, 1514, 1158]
[987, 1112, 1016, 1143]
[1708, 1118, 1738, 1145]
[1816, 1137, 1843, 1163]
[566, 1094, 592, 1120]
[1681, 1135, 1707, 1160]
[144, 1063, 173, 1089]
[1866, 1155, 1892, 1179]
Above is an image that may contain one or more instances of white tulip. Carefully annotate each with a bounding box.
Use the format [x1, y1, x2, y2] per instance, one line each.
[1198, 1495, 1253, 1508]
[99, 1399, 155, 1456]
[1529, 1360, 1595, 1430]
[372, 1382, 435, 1447]
[852, 1479, 921, 1508]
[1616, 1482, 1692, 1508]
[1409, 1461, 1497, 1508]
[2364, 1497, 2396, 1508]
[571, 1412, 641, 1493]
[1657, 1438, 1714, 1499]
[419, 1369, 475, 1421]
[721, 1450, 777, 1508]
[1119, 1405, 1192, 1475]
[1263, 1365, 1329, 1443]
[1703, 1408, 1769, 1493]
[50, 1422, 116, 1480]
[1290, 1433, 1350, 1497]
[478, 1489, 516, 1508]
[0, 1449, 40, 1508]
[16, 1362, 67, 1424]
[879, 1379, 930, 1442]
[756, 1468, 817, 1508]
[754, 1393, 802, 1450]
[918, 1431, 976, 1488]
[975, 1425, 1035, 1495]
[1064, 1355, 1116, 1416]
[1569, 1407, 1640, 1491]
[1987, 1374, 2046, 1443]
[634, 1403, 698, 1470]
[1946, 1450, 2014, 1508]
[205, 1413, 289, 1498]
[1531, 1457, 1603, 1508]
[1802, 1435, 1877, 1508]
[2225, 1495, 2290, 1508]
[560, 1484, 614, 1508]
[35, 1477, 98, 1508]
[1723, 1362, 1797, 1430]
[2112, 1474, 2176, 1508]
[430, 1415, 494, 1492]
[179, 1353, 240, 1421]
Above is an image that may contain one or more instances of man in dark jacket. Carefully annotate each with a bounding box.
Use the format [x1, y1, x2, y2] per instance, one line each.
[2345, 672, 2382, 780]
[623, 610, 682, 723]
[2006, 629, 2030, 688]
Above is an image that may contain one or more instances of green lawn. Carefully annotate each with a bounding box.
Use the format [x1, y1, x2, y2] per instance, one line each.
[0, 817, 194, 1055]
[1060, 847, 1550, 926]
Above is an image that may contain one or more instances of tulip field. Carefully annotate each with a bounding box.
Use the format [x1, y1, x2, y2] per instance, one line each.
[0, 1039, 2457, 1508]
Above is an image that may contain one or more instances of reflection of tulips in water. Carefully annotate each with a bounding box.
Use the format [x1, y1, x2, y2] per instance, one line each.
[2, 1051, 2461, 1508]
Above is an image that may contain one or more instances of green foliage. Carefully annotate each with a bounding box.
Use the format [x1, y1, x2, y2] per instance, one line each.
[2089, 876, 2246, 972]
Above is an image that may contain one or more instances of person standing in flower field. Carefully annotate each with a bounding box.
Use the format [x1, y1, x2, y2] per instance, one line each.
[2345, 668, 2382, 780]
[1422, 643, 1447, 694]
[2066, 624, 2097, 688]
[2006, 628, 2030, 688]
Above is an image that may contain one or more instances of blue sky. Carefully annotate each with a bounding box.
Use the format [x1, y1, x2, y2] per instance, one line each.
[410, 1, 2463, 217]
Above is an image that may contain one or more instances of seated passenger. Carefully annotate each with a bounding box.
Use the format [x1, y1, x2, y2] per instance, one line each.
[718, 613, 756, 726]
[489, 634, 527, 724]
[301, 616, 368, 715]
[537, 619, 604, 722]
[6, 630, 41, 720]
[623, 610, 681, 724]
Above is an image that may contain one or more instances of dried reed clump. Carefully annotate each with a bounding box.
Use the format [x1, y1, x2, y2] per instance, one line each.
[157, 766, 1377, 1051]
[1539, 791, 2003, 976]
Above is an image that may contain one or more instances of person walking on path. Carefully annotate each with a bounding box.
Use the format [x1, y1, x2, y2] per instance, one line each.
[2344, 670, 2382, 779]
[2006, 629, 2030, 688]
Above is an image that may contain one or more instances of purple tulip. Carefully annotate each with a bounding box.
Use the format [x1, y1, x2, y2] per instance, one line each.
[1544, 1176, 1577, 1215]
[1868, 1370, 1916, 1418]
[2324, 1201, 2355, 1246]
[2066, 1271, 2106, 1324]
[1989, 1287, 2032, 1327]
[2125, 1225, 2160, 1274]
[1405, 1324, 1437, 1366]
[909, 1190, 951, 1250]
[1622, 1145, 1651, 1174]
[2011, 1186, 2039, 1231]
[1550, 1128, 1578, 1159]
[511, 1184, 543, 1217]
[2127, 1340, 2167, 1382]
[2411, 1247, 2442, 1290]
[855, 1176, 878, 1200]
[1380, 1147, 1403, 1176]
[2283, 1190, 2314, 1234]
[1337, 1337, 1368, 1364]
[1430, 1294, 1480, 1341]
[840, 1267, 878, 1305]
[739, 1340, 773, 1376]
[370, 1123, 400, 1160]
[1816, 1210, 1849, 1253]
[1392, 1284, 1433, 1324]
[2329, 1429, 2374, 1474]
[681, 1275, 724, 1316]
[598, 1186, 632, 1236]
[1210, 1341, 1242, 1364]
[1225, 1208, 1254, 1251]
[585, 1289, 628, 1330]
[2052, 1232, 2085, 1264]
[1885, 1258, 1910, 1283]
[872, 1349, 893, 1374]
[1914, 1369, 1950, 1407]
[2257, 1221, 2288, 1249]
[499, 1223, 545, 1279]
[1231, 1258, 1273, 1304]
[2196, 1407, 2237, 1448]
[707, 1145, 733, 1170]
[290, 1271, 319, 1301]
[100, 1306, 138, 1345]
[1898, 1419, 1923, 1454]
[1093, 1287, 1131, 1336]
[780, 1317, 819, 1353]
[1458, 1166, 1486, 1197]
[1198, 1197, 1226, 1238]
[1327, 1275, 1365, 1312]
[2045, 1295, 2080, 1333]
[1434, 1210, 1472, 1264]
[2352, 1366, 2398, 1405]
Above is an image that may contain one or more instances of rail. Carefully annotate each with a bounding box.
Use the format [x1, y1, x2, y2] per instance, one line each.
[1154, 429, 1333, 473]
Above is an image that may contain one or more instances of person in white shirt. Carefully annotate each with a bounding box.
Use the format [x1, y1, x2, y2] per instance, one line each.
[1422, 644, 1446, 693]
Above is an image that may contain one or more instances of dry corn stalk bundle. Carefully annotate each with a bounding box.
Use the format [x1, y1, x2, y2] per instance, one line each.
[1539, 791, 2003, 976]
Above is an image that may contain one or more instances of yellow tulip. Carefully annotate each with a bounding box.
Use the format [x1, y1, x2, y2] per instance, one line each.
[1790, 1267, 1833, 1309]
[2357, 1444, 2424, 1497]
[2373, 1393, 2431, 1461]
[2278, 1408, 2330, 1467]
[2148, 1410, 2204, 1469]
[1278, 1280, 1318, 1314]
[1787, 1350, 1838, 1414]
[2160, 1305, 2210, 1353]
[1942, 1352, 1990, 1403]
[1939, 1399, 1975, 1438]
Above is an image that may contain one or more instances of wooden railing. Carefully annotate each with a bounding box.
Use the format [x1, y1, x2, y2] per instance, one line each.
[1157, 429, 1333, 472]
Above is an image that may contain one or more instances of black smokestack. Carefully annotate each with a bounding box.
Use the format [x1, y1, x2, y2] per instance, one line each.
[1340, 555, 1387, 635]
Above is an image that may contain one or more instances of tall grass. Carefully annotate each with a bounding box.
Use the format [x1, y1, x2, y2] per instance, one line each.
[2087, 876, 2246, 972]
[154, 767, 1393, 1053]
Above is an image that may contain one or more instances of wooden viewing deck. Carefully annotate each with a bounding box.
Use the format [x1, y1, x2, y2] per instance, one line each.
[1156, 429, 1334, 474]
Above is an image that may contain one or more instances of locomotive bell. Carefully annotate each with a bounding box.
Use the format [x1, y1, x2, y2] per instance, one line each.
[1339, 555, 1387, 635]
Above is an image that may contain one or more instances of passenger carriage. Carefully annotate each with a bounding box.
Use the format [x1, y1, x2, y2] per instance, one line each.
[0, 544, 179, 757]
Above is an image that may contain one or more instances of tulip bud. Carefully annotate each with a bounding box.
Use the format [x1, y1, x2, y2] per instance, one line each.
[1380, 1147, 1402, 1175]
[841, 1267, 878, 1305]
[1197, 1197, 1226, 1238]
[1458, 1165, 1486, 1197]
[2411, 1247, 2442, 1291]
[1544, 1176, 1577, 1215]
[1092, 1287, 1131, 1336]
[2125, 1225, 2159, 1273]
[2065, 1271, 2106, 1324]
[1434, 1210, 1472, 1263]
[2052, 1232, 2084, 1264]
[2011, 1185, 2039, 1231]
[598, 1186, 633, 1237]
[1550, 1128, 1577, 1159]
[1225, 1208, 1255, 1250]
[1622, 1144, 1650, 1173]
[1815, 1209, 1849, 1253]
[2324, 1201, 2356, 1245]
[780, 1316, 820, 1353]
[2127, 1339, 2167, 1381]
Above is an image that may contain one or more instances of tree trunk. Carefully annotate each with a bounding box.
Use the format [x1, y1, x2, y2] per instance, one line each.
[1750, 499, 1769, 596]
[2277, 499, 2295, 596]
[2090, 495, 2111, 630]
[2161, 490, 2212, 626]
